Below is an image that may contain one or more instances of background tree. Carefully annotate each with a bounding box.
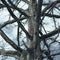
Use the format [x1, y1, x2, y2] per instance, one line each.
[0, 0, 60, 60]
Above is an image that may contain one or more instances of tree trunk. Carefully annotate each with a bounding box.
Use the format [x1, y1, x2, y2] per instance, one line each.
[28, 0, 43, 60]
[28, 0, 37, 60]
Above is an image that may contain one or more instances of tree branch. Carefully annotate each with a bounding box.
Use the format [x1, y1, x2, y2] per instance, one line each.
[1, 0, 32, 40]
[0, 17, 26, 29]
[42, 13, 60, 18]
[0, 1, 29, 18]
[40, 27, 60, 39]
[0, 30, 23, 53]
[42, 1, 60, 14]
[22, 0, 29, 4]
[0, 49, 20, 56]
[8, 0, 29, 18]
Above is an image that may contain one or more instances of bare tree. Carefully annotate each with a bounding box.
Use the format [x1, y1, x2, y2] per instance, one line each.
[0, 0, 60, 60]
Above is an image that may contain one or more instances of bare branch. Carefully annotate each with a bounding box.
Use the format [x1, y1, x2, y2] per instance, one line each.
[40, 27, 60, 39]
[42, 1, 60, 14]
[42, 13, 60, 18]
[22, 0, 29, 4]
[0, 30, 23, 53]
[0, 49, 20, 56]
[1, 0, 32, 40]
[8, 0, 29, 18]
[0, 17, 26, 29]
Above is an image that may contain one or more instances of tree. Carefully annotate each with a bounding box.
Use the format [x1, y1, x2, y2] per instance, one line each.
[0, 0, 60, 60]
